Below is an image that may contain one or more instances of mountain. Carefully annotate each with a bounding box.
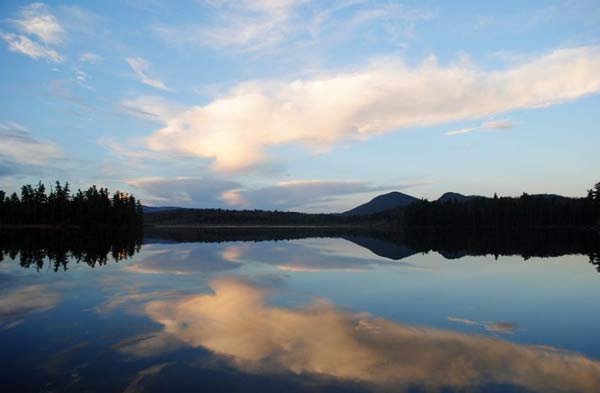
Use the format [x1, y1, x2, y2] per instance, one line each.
[437, 192, 481, 203]
[343, 236, 417, 260]
[342, 191, 418, 216]
[142, 205, 183, 214]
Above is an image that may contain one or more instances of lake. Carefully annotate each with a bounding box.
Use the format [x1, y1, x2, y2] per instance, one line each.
[1, 228, 600, 392]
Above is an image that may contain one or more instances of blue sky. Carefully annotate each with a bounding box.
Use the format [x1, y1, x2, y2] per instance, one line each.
[1, 0, 599, 212]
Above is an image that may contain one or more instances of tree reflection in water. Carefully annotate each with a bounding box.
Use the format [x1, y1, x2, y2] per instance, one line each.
[1, 227, 599, 273]
[0, 229, 142, 271]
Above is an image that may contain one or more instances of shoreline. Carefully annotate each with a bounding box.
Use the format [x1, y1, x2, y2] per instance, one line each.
[0, 224, 598, 230]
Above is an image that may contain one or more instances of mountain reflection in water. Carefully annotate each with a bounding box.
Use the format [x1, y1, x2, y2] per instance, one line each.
[1, 228, 600, 393]
[2, 227, 599, 272]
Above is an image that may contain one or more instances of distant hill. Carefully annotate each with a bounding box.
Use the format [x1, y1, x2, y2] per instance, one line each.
[342, 191, 418, 216]
[437, 192, 482, 203]
[142, 205, 183, 214]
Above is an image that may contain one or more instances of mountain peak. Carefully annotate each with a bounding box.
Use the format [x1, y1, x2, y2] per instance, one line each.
[343, 191, 418, 215]
[437, 192, 481, 203]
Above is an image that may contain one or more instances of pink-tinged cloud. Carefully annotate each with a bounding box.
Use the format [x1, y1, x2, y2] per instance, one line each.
[119, 278, 600, 392]
[145, 46, 600, 171]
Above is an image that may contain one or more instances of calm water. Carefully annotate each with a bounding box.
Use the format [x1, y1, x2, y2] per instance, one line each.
[1, 228, 600, 392]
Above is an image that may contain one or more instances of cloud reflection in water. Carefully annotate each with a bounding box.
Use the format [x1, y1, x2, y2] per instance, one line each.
[0, 284, 59, 329]
[120, 278, 600, 392]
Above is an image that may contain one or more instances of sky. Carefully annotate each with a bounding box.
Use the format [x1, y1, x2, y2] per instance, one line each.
[0, 0, 599, 212]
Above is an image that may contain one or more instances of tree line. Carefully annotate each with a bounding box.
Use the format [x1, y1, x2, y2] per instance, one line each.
[0, 181, 143, 228]
[400, 183, 600, 228]
[143, 207, 362, 226]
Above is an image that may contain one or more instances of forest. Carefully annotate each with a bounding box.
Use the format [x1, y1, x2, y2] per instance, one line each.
[0, 181, 143, 228]
[400, 183, 600, 228]
[143, 207, 363, 226]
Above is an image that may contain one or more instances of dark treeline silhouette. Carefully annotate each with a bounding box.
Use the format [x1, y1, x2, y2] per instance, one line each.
[144, 208, 362, 226]
[0, 181, 143, 228]
[0, 229, 142, 271]
[394, 183, 600, 228]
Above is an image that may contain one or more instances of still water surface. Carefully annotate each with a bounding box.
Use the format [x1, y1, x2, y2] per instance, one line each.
[1, 229, 600, 392]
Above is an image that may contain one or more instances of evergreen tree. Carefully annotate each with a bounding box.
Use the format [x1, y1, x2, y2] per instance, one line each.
[0, 181, 143, 227]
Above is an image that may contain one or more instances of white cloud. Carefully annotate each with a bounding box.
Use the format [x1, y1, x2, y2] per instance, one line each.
[482, 119, 515, 130]
[11, 3, 65, 45]
[1, 3, 65, 63]
[128, 177, 240, 206]
[0, 121, 62, 167]
[0, 32, 63, 62]
[125, 57, 170, 91]
[445, 119, 516, 136]
[445, 127, 476, 136]
[146, 46, 600, 171]
[121, 278, 600, 392]
[127, 176, 414, 210]
[79, 51, 102, 63]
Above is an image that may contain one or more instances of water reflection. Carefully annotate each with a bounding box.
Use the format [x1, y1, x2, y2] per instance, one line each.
[1, 228, 600, 392]
[120, 277, 600, 392]
[2, 228, 599, 272]
[0, 229, 142, 271]
[0, 284, 59, 330]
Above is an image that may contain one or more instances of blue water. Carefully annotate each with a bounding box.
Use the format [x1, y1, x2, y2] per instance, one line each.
[1, 235, 600, 392]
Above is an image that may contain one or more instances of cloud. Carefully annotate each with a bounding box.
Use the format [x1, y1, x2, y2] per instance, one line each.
[11, 3, 65, 45]
[482, 119, 515, 130]
[123, 244, 242, 276]
[120, 95, 182, 122]
[78, 51, 102, 63]
[1, 3, 65, 62]
[0, 121, 63, 175]
[154, 0, 306, 52]
[47, 79, 94, 111]
[128, 177, 240, 206]
[128, 176, 408, 210]
[233, 179, 408, 210]
[308, 1, 434, 48]
[485, 321, 518, 333]
[155, 1, 432, 53]
[0, 32, 63, 62]
[445, 118, 516, 136]
[0, 284, 60, 329]
[444, 127, 476, 136]
[121, 278, 600, 392]
[447, 316, 479, 326]
[73, 69, 95, 90]
[125, 57, 170, 91]
[125, 238, 417, 275]
[146, 46, 600, 171]
[123, 363, 173, 393]
[96, 288, 184, 314]
[448, 316, 519, 334]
